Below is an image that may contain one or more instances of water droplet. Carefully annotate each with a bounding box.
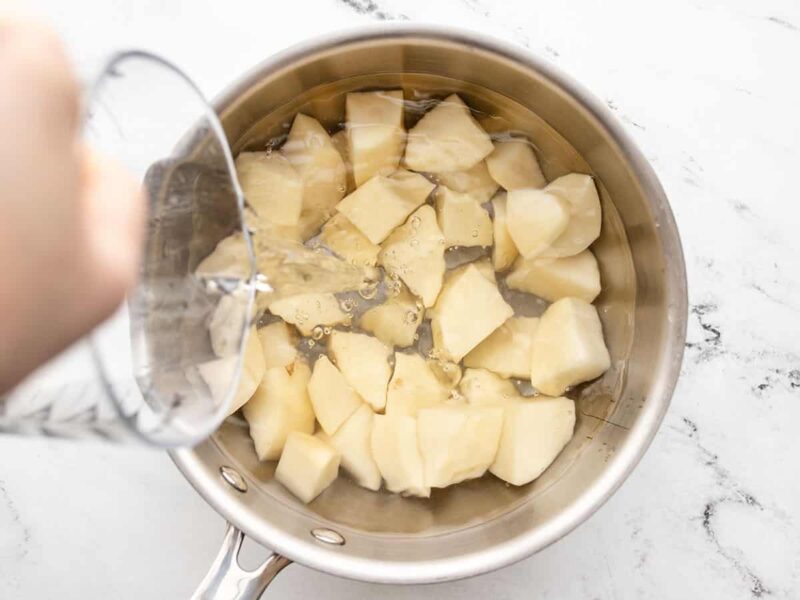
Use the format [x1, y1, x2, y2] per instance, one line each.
[323, 326, 332, 335]
[358, 284, 378, 300]
[404, 310, 418, 324]
[311, 326, 324, 340]
[411, 215, 421, 229]
[340, 298, 356, 312]
[307, 339, 316, 348]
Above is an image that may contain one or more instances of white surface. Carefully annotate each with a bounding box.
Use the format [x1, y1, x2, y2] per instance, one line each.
[2, 0, 800, 598]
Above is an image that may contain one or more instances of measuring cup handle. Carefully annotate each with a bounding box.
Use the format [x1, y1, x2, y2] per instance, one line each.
[191, 524, 291, 600]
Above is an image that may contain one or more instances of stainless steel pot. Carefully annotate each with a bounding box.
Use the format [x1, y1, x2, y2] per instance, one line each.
[172, 24, 688, 599]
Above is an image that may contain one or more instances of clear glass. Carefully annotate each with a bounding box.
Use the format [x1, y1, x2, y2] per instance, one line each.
[0, 51, 256, 446]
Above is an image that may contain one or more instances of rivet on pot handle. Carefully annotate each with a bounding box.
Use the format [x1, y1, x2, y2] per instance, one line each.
[192, 524, 291, 600]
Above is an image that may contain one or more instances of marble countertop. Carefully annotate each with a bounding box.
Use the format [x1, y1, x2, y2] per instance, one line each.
[2, 0, 799, 598]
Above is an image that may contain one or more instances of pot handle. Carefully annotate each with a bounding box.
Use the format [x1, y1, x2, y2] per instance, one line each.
[192, 524, 291, 600]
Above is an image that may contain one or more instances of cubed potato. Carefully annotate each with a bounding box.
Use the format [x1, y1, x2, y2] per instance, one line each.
[336, 169, 434, 244]
[235, 152, 303, 226]
[491, 193, 519, 271]
[307, 355, 363, 435]
[243, 361, 314, 460]
[506, 251, 601, 303]
[257, 321, 298, 369]
[328, 331, 392, 412]
[330, 130, 356, 193]
[435, 186, 493, 248]
[371, 414, 429, 497]
[435, 161, 499, 204]
[417, 405, 504, 488]
[459, 368, 518, 405]
[404, 94, 493, 172]
[281, 114, 347, 240]
[425, 257, 496, 323]
[530, 298, 611, 396]
[464, 317, 539, 379]
[267, 293, 348, 336]
[431, 264, 514, 362]
[197, 326, 265, 415]
[539, 174, 602, 258]
[320, 213, 380, 267]
[485, 139, 546, 190]
[346, 90, 405, 186]
[275, 432, 340, 503]
[385, 352, 450, 417]
[327, 404, 381, 491]
[378, 205, 446, 307]
[359, 285, 423, 348]
[506, 189, 570, 259]
[490, 396, 575, 486]
[195, 233, 252, 281]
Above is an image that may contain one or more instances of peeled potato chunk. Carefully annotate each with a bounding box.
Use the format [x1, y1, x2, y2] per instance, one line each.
[435, 161, 499, 204]
[426, 258, 495, 321]
[540, 174, 602, 258]
[485, 139, 546, 190]
[459, 368, 518, 405]
[307, 355, 363, 435]
[359, 285, 423, 348]
[506, 189, 570, 259]
[275, 432, 340, 503]
[417, 405, 504, 488]
[235, 152, 303, 227]
[506, 251, 601, 303]
[320, 213, 380, 267]
[371, 414, 429, 497]
[346, 90, 405, 186]
[385, 352, 449, 417]
[432, 264, 514, 362]
[281, 114, 347, 240]
[328, 330, 392, 412]
[490, 396, 575, 486]
[330, 130, 355, 193]
[257, 321, 297, 369]
[464, 317, 539, 379]
[336, 169, 434, 244]
[491, 193, 519, 271]
[404, 94, 493, 173]
[195, 233, 251, 281]
[435, 186, 493, 248]
[530, 298, 611, 396]
[379, 205, 446, 308]
[325, 404, 381, 491]
[243, 361, 314, 460]
[268, 293, 348, 336]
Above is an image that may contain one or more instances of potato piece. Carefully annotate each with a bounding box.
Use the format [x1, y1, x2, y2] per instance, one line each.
[275, 432, 340, 503]
[371, 414, 429, 497]
[485, 139, 546, 190]
[404, 94, 493, 172]
[435, 186, 493, 248]
[328, 331, 392, 412]
[540, 174, 602, 258]
[379, 205, 446, 307]
[464, 317, 539, 379]
[257, 321, 298, 369]
[359, 285, 423, 348]
[506, 189, 570, 259]
[417, 405, 504, 488]
[197, 326, 265, 415]
[506, 251, 601, 303]
[435, 161, 499, 204]
[431, 264, 514, 362]
[268, 293, 348, 336]
[459, 368, 518, 405]
[326, 404, 381, 491]
[243, 361, 314, 460]
[491, 193, 519, 271]
[195, 233, 251, 281]
[530, 298, 611, 396]
[281, 114, 347, 240]
[320, 213, 380, 267]
[346, 90, 405, 186]
[330, 130, 355, 193]
[490, 396, 575, 486]
[235, 152, 303, 226]
[385, 352, 449, 417]
[336, 169, 434, 244]
[307, 356, 363, 434]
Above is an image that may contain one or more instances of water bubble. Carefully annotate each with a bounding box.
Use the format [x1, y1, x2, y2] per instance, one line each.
[337, 183, 347, 193]
[340, 297, 356, 312]
[413, 333, 420, 341]
[411, 215, 421, 229]
[409, 238, 419, 247]
[404, 310, 418, 325]
[358, 283, 378, 300]
[471, 229, 479, 238]
[311, 326, 325, 340]
[323, 327, 332, 335]
[307, 339, 316, 348]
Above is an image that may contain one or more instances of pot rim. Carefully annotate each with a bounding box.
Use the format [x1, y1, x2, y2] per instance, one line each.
[171, 22, 688, 585]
